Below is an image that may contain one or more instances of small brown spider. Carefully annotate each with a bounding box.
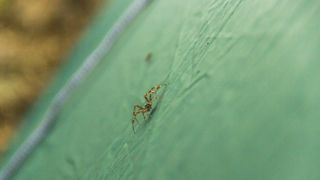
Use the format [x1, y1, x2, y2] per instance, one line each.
[131, 84, 166, 133]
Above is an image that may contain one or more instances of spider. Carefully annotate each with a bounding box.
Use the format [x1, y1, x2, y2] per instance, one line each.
[131, 84, 166, 133]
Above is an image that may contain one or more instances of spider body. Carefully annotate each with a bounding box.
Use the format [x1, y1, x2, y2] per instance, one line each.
[131, 84, 164, 133]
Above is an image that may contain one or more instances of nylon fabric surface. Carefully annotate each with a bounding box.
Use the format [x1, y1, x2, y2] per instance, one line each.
[2, 0, 320, 179]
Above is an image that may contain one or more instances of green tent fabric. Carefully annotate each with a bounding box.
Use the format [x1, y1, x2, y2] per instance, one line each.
[2, 0, 320, 179]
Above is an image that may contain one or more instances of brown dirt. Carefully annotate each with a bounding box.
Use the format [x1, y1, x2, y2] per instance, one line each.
[0, 0, 103, 155]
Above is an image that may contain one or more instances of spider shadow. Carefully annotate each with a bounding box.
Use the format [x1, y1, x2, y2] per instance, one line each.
[145, 87, 167, 123]
[144, 105, 158, 124]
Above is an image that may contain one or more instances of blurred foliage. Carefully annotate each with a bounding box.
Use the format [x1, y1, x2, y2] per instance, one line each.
[0, 0, 103, 154]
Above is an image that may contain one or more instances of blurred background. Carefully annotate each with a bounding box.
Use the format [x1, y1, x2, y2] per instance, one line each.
[0, 0, 104, 155]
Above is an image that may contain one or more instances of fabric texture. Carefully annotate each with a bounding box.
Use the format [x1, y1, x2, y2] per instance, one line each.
[2, 0, 320, 179]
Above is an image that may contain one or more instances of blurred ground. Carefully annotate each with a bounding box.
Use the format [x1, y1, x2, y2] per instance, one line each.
[0, 0, 103, 154]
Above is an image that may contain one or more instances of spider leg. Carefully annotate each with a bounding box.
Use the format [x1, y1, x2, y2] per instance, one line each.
[150, 85, 160, 93]
[134, 105, 144, 110]
[133, 105, 144, 123]
[150, 85, 162, 100]
[132, 104, 147, 133]
[149, 92, 159, 102]
[144, 93, 150, 102]
[149, 87, 156, 95]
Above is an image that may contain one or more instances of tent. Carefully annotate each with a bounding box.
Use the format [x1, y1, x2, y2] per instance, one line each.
[1, 0, 320, 179]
